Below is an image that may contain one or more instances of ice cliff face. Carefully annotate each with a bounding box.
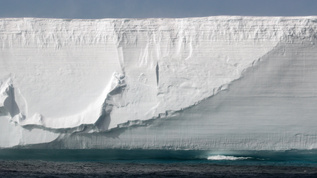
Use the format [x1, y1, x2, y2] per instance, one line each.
[0, 16, 317, 149]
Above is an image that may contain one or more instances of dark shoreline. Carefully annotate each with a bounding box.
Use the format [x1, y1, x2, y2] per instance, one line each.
[1, 160, 317, 177]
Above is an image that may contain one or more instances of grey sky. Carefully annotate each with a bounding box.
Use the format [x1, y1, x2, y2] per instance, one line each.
[0, 0, 316, 19]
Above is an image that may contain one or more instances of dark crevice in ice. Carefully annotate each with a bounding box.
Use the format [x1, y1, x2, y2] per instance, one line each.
[156, 62, 159, 86]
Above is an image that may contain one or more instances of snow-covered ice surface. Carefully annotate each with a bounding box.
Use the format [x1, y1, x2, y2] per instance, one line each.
[0, 16, 317, 149]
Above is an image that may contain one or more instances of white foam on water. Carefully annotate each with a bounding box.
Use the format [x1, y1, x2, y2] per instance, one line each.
[207, 155, 251, 161]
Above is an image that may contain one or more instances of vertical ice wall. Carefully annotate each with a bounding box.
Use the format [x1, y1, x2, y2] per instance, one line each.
[0, 17, 317, 148]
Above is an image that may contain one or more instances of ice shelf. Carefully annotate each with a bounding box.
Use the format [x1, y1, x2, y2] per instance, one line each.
[0, 16, 317, 149]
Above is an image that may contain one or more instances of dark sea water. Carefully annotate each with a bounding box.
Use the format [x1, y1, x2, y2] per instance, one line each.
[1, 149, 317, 177]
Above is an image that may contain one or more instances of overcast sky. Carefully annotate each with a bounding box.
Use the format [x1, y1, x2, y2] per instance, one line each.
[0, 0, 316, 19]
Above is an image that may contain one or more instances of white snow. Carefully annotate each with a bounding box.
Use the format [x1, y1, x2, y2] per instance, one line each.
[0, 16, 317, 148]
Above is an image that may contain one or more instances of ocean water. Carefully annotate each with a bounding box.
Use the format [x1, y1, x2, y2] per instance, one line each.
[1, 149, 317, 177]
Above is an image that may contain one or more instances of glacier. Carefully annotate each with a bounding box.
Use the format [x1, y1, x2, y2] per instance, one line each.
[0, 16, 317, 149]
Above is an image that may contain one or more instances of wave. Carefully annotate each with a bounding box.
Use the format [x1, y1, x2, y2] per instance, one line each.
[207, 155, 251, 161]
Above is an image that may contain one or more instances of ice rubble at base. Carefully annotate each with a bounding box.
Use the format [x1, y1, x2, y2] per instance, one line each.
[0, 16, 317, 148]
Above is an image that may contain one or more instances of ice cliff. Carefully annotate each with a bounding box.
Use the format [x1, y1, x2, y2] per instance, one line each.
[0, 16, 317, 149]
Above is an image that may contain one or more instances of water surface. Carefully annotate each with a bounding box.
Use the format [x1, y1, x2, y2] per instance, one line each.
[1, 149, 317, 177]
